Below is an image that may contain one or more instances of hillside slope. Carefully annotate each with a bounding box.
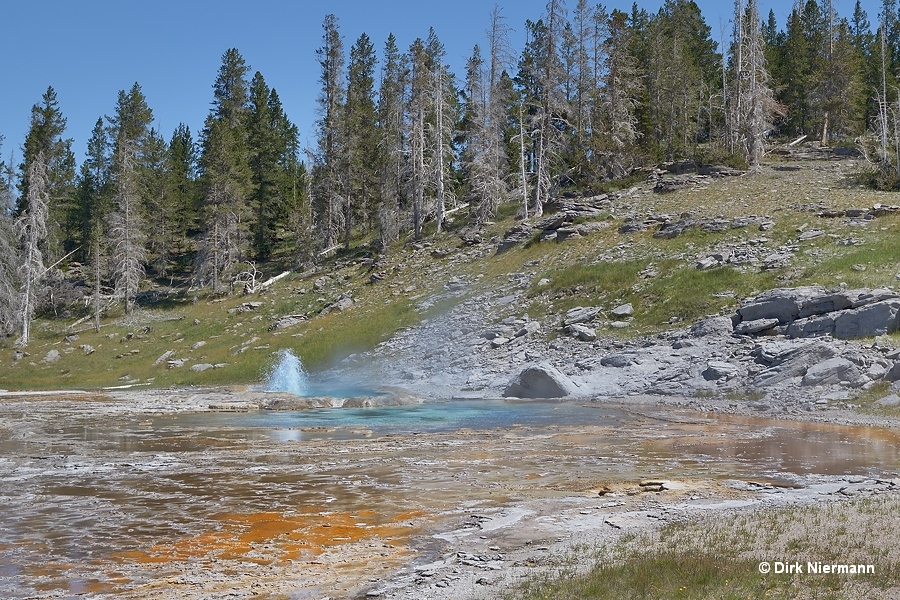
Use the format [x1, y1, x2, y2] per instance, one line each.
[4, 148, 900, 408]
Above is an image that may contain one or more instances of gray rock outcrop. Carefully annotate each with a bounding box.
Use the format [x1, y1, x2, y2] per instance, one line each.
[497, 224, 534, 253]
[564, 307, 601, 325]
[735, 287, 900, 340]
[269, 314, 308, 331]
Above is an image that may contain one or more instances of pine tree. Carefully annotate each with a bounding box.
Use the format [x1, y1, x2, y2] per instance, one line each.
[376, 33, 406, 248]
[515, 2, 570, 219]
[779, 8, 814, 136]
[641, 0, 720, 160]
[106, 83, 153, 313]
[107, 83, 154, 158]
[266, 89, 302, 255]
[141, 127, 172, 275]
[248, 71, 278, 259]
[592, 8, 642, 180]
[246, 74, 301, 259]
[166, 123, 199, 257]
[197, 48, 253, 292]
[344, 33, 379, 247]
[17, 87, 76, 262]
[73, 118, 111, 265]
[312, 15, 346, 251]
[0, 138, 20, 337]
[814, 19, 866, 140]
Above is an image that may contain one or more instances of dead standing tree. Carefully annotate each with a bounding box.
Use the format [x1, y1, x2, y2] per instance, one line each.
[16, 154, 50, 346]
[108, 139, 146, 315]
[731, 0, 777, 170]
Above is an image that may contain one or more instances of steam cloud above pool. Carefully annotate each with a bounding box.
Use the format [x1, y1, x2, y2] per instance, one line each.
[262, 349, 384, 398]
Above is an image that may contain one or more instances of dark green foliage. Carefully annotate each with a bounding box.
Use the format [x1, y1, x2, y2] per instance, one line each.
[344, 33, 380, 247]
[197, 48, 253, 291]
[17, 87, 76, 262]
[247, 73, 302, 260]
[8, 0, 899, 306]
[166, 123, 200, 254]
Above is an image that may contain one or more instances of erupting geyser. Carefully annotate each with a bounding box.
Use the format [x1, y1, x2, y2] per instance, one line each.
[264, 349, 309, 396]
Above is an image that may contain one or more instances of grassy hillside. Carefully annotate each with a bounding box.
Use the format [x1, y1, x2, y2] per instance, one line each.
[4, 152, 900, 391]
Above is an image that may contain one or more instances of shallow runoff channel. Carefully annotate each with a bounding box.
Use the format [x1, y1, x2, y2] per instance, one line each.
[1, 393, 900, 598]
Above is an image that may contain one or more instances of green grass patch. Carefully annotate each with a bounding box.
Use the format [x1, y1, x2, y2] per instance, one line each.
[502, 497, 900, 600]
[530, 257, 776, 333]
[505, 552, 775, 600]
[289, 298, 417, 370]
[794, 232, 900, 289]
[533, 260, 645, 298]
[0, 279, 423, 390]
[850, 380, 900, 417]
[639, 266, 776, 328]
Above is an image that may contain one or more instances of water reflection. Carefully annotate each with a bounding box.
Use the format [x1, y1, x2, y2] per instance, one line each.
[644, 417, 900, 476]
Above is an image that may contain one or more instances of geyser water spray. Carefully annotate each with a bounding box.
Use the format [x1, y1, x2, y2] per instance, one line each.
[264, 349, 309, 396]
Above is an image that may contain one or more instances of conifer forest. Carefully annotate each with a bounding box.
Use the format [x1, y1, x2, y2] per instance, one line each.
[1, 0, 899, 344]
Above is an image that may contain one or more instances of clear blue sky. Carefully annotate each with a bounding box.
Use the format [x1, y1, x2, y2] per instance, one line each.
[0, 0, 879, 169]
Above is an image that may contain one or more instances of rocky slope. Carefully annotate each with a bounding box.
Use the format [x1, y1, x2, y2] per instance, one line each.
[311, 148, 900, 423]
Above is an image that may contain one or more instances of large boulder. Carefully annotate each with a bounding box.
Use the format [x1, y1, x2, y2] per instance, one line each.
[801, 357, 859, 387]
[690, 316, 734, 338]
[503, 363, 581, 398]
[751, 341, 838, 387]
[702, 361, 741, 381]
[566, 323, 597, 341]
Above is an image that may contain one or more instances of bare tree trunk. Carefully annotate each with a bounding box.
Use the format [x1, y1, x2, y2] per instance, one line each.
[344, 192, 352, 249]
[93, 234, 101, 332]
[17, 154, 50, 346]
[109, 140, 146, 315]
[519, 103, 529, 220]
[732, 0, 743, 154]
[880, 25, 889, 166]
[434, 69, 446, 233]
[413, 105, 425, 240]
[533, 121, 548, 218]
